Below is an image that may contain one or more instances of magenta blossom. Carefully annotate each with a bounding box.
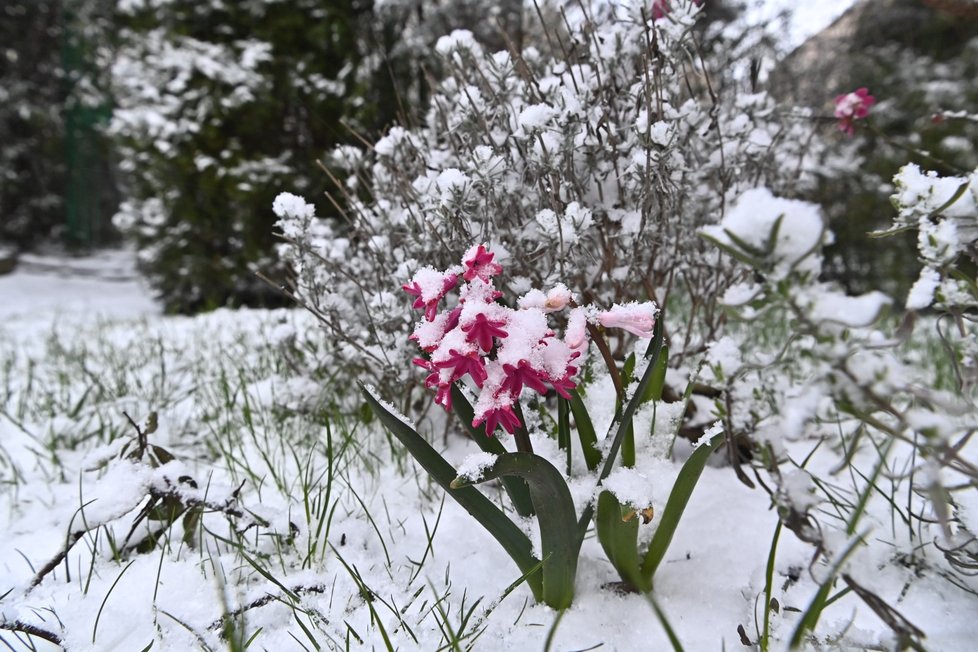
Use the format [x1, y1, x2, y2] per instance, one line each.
[409, 244, 664, 436]
[462, 312, 509, 352]
[548, 368, 579, 399]
[408, 245, 586, 435]
[435, 348, 488, 387]
[474, 403, 522, 435]
[403, 268, 459, 321]
[501, 359, 551, 397]
[413, 357, 454, 410]
[462, 244, 503, 282]
[834, 88, 876, 136]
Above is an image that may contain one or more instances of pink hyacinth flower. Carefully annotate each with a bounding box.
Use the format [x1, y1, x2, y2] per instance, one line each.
[597, 302, 657, 338]
[414, 358, 453, 409]
[462, 244, 503, 282]
[501, 359, 550, 396]
[564, 307, 588, 350]
[462, 312, 509, 352]
[834, 88, 876, 136]
[435, 348, 489, 387]
[403, 271, 459, 321]
[545, 284, 573, 311]
[474, 403, 522, 435]
[548, 369, 578, 399]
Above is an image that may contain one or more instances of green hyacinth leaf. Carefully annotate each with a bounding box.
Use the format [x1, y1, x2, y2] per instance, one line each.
[641, 344, 668, 405]
[596, 491, 649, 592]
[567, 389, 600, 472]
[452, 452, 578, 610]
[360, 383, 542, 600]
[576, 317, 667, 537]
[641, 431, 724, 585]
[558, 396, 571, 475]
[450, 384, 535, 517]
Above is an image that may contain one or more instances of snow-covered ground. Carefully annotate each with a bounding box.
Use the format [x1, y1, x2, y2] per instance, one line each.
[1, 252, 977, 650]
[0, 249, 157, 321]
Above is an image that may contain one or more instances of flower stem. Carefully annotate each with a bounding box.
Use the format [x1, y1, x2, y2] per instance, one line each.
[512, 401, 534, 454]
[587, 323, 625, 404]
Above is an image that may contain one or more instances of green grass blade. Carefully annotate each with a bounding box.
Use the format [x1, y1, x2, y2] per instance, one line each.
[641, 432, 723, 583]
[450, 384, 535, 517]
[596, 491, 648, 591]
[361, 383, 541, 599]
[453, 453, 578, 609]
[788, 534, 864, 648]
[557, 396, 571, 475]
[787, 442, 892, 647]
[567, 389, 600, 471]
[761, 520, 782, 652]
[645, 592, 685, 652]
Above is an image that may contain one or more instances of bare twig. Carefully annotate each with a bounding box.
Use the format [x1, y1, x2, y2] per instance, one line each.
[0, 620, 64, 648]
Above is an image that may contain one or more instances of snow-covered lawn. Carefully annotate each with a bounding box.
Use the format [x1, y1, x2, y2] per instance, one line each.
[1, 254, 977, 651]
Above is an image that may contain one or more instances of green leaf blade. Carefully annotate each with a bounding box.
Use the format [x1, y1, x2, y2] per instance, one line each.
[568, 389, 600, 471]
[596, 491, 648, 592]
[456, 452, 578, 609]
[640, 432, 724, 584]
[360, 383, 542, 600]
[450, 384, 535, 517]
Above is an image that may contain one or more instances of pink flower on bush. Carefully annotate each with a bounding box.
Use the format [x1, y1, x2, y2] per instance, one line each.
[834, 88, 876, 136]
[652, 0, 704, 20]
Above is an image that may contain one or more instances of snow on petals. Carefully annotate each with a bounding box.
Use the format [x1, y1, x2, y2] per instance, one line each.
[462, 243, 503, 282]
[597, 302, 658, 338]
[403, 267, 459, 321]
[406, 244, 607, 435]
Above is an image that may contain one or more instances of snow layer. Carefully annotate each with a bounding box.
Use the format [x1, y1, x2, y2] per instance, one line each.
[2, 252, 977, 651]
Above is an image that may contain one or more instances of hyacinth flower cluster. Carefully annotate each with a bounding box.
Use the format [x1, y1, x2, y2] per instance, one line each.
[834, 87, 876, 136]
[404, 244, 657, 436]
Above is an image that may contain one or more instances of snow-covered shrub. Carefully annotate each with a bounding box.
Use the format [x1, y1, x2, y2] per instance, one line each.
[699, 180, 978, 647]
[891, 163, 978, 314]
[108, 0, 366, 312]
[276, 1, 821, 399]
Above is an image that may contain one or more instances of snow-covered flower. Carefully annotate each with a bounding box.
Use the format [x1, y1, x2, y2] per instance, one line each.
[406, 245, 592, 435]
[834, 88, 876, 136]
[597, 302, 658, 338]
[403, 267, 460, 321]
[462, 243, 503, 283]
